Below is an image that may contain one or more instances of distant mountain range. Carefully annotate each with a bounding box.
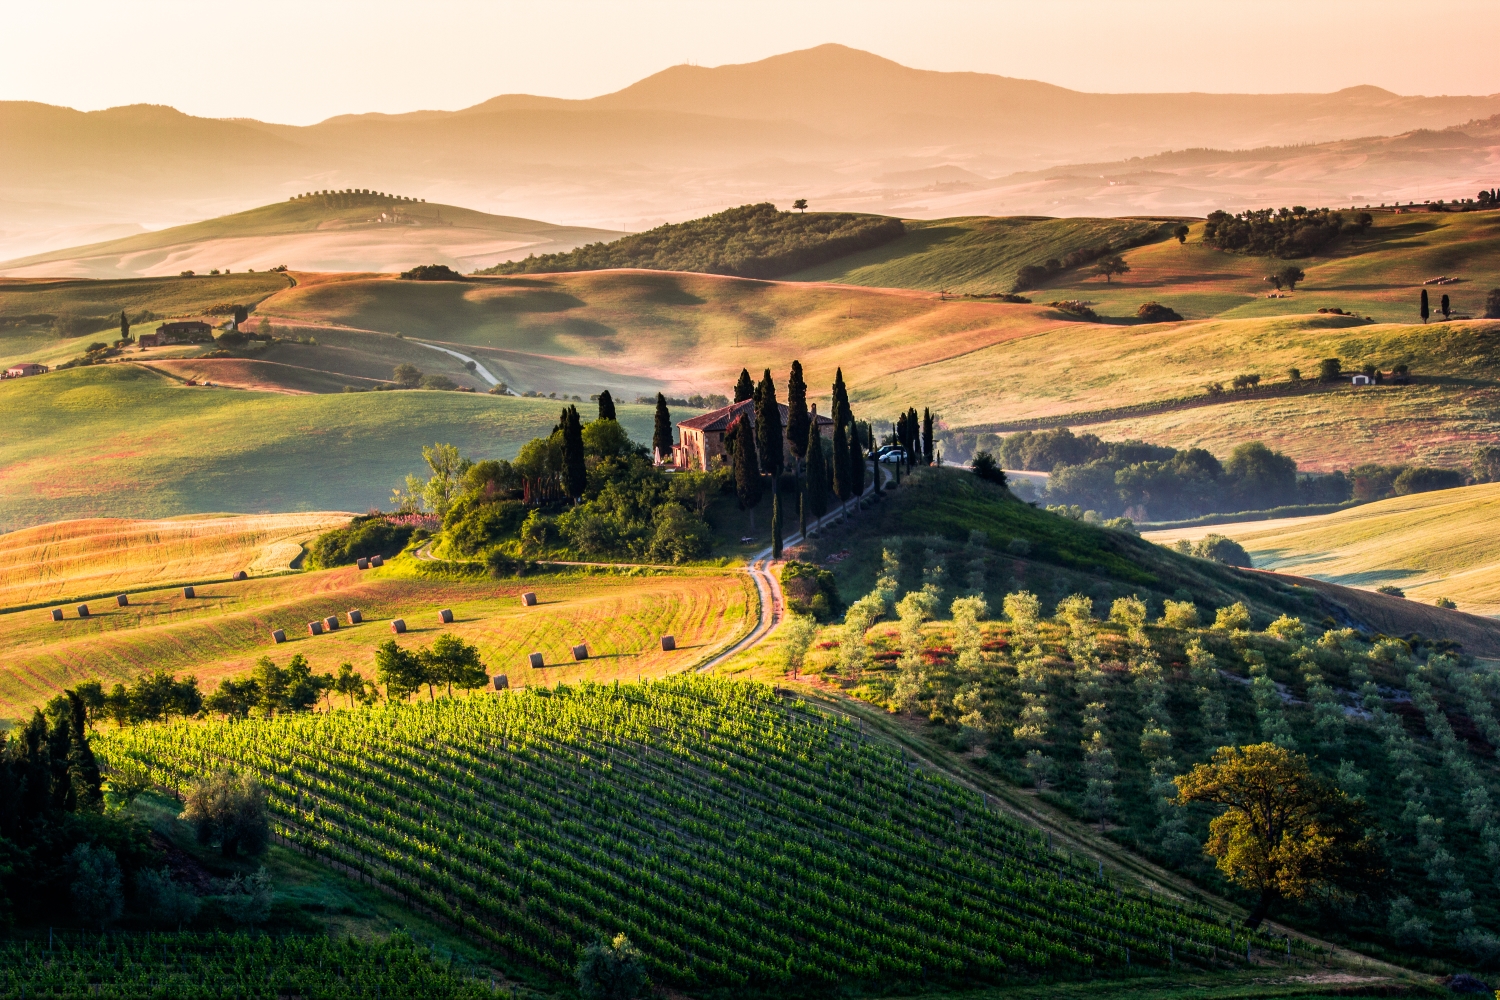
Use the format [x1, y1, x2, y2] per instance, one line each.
[3, 44, 1498, 259]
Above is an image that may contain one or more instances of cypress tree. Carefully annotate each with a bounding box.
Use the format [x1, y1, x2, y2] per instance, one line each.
[799, 488, 807, 538]
[755, 369, 783, 477]
[849, 421, 866, 500]
[1420, 288, 1429, 323]
[786, 361, 809, 463]
[119, 310, 130, 341]
[1441, 293, 1451, 319]
[771, 488, 783, 559]
[907, 408, 921, 466]
[832, 367, 849, 420]
[67, 691, 103, 811]
[922, 408, 934, 466]
[832, 404, 850, 504]
[653, 393, 673, 464]
[597, 389, 616, 422]
[734, 368, 755, 403]
[562, 406, 587, 501]
[806, 419, 828, 518]
[730, 414, 763, 530]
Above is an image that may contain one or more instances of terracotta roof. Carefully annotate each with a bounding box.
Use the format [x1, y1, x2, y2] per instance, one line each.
[677, 400, 833, 433]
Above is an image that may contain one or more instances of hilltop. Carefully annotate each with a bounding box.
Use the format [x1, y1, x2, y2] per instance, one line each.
[0, 194, 621, 279]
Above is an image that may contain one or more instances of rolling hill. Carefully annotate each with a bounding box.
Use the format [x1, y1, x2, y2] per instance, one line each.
[1143, 483, 1500, 616]
[6, 45, 1500, 253]
[0, 195, 621, 279]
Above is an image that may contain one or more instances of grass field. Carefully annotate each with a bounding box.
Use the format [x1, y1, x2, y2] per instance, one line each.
[0, 557, 753, 717]
[0, 364, 658, 531]
[784, 216, 1177, 294]
[0, 512, 351, 610]
[1143, 483, 1500, 615]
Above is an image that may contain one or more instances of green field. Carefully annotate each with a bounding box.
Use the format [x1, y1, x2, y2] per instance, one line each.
[785, 216, 1177, 294]
[0, 364, 658, 530]
[96, 676, 1306, 992]
[1143, 482, 1500, 615]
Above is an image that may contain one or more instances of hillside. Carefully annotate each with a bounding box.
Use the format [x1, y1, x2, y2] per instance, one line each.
[95, 675, 1304, 993]
[0, 195, 621, 279]
[479, 202, 903, 279]
[785, 216, 1177, 293]
[0, 364, 658, 531]
[7, 45, 1500, 252]
[742, 466, 1500, 966]
[1143, 483, 1500, 616]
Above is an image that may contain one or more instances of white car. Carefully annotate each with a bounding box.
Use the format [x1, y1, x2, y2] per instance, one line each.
[876, 447, 909, 464]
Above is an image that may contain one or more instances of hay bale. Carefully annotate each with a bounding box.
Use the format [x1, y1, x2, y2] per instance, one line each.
[77, 604, 90, 618]
[438, 608, 454, 624]
[572, 643, 589, 661]
[521, 592, 537, 607]
[323, 616, 339, 631]
[272, 629, 286, 643]
[347, 609, 363, 624]
[528, 652, 544, 669]
[370, 555, 384, 567]
[233, 570, 248, 581]
[116, 594, 129, 607]
[491, 674, 509, 691]
[391, 619, 406, 634]
[661, 635, 676, 651]
[49, 608, 63, 621]
[356, 557, 368, 570]
[308, 621, 324, 636]
[182, 586, 195, 599]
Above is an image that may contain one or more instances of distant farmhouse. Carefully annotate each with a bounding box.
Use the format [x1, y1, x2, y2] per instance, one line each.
[139, 321, 214, 348]
[3, 363, 47, 378]
[673, 399, 833, 471]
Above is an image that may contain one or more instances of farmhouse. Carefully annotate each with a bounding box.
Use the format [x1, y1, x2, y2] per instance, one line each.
[3, 363, 47, 378]
[672, 399, 833, 471]
[148, 321, 215, 346]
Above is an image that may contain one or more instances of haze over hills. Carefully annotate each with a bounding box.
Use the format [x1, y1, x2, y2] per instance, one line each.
[5, 44, 1500, 258]
[0, 195, 622, 278]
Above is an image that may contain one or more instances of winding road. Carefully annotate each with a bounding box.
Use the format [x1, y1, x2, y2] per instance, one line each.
[412, 341, 502, 386]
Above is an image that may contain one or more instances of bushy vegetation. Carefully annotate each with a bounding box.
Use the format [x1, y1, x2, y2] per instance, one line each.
[478, 203, 905, 279]
[306, 514, 415, 568]
[1202, 207, 1371, 258]
[1012, 231, 1160, 292]
[399, 264, 466, 281]
[780, 560, 842, 621]
[97, 675, 1297, 991]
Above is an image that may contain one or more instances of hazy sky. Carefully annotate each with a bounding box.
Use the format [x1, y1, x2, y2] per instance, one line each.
[8, 0, 1498, 125]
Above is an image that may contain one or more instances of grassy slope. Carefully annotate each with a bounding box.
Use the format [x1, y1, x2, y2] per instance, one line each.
[0, 559, 752, 717]
[0, 512, 351, 610]
[0, 364, 658, 531]
[784, 216, 1175, 294]
[1143, 483, 1500, 615]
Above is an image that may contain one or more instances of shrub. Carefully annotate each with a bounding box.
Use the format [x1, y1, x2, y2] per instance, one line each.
[1376, 584, 1406, 598]
[399, 264, 465, 281]
[1046, 300, 1100, 321]
[1136, 302, 1183, 323]
[1213, 601, 1252, 630]
[307, 515, 414, 568]
[1434, 597, 1457, 609]
[971, 450, 1007, 487]
[648, 502, 711, 564]
[448, 501, 528, 556]
[1391, 466, 1464, 495]
[1161, 599, 1200, 628]
[1194, 533, 1252, 567]
[576, 933, 650, 1000]
[68, 844, 123, 930]
[782, 561, 841, 622]
[420, 373, 457, 390]
[1474, 446, 1500, 484]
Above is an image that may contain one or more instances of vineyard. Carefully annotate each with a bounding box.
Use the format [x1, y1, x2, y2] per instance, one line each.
[0, 931, 501, 999]
[96, 676, 1302, 992]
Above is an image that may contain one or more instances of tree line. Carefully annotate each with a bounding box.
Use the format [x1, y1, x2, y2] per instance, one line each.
[1203, 207, 1371, 258]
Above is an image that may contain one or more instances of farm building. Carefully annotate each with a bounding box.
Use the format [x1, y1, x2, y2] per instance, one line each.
[150, 321, 215, 345]
[672, 400, 833, 471]
[3, 363, 47, 378]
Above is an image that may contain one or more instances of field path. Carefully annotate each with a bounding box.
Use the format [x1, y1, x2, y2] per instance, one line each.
[413, 341, 501, 386]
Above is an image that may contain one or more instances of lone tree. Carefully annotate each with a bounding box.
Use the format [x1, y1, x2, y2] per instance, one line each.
[792, 199, 808, 213]
[562, 405, 587, 501]
[785, 360, 810, 467]
[733, 368, 755, 403]
[652, 393, 673, 464]
[119, 310, 130, 341]
[1420, 288, 1430, 323]
[729, 413, 762, 530]
[576, 933, 650, 1000]
[755, 369, 783, 477]
[1173, 224, 1190, 244]
[1277, 265, 1306, 291]
[1318, 357, 1342, 382]
[1441, 293, 1451, 320]
[182, 771, 269, 858]
[1174, 743, 1378, 929]
[597, 389, 616, 422]
[1092, 255, 1130, 283]
[392, 363, 423, 388]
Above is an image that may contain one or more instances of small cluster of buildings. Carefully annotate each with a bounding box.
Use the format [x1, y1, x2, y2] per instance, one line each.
[670, 399, 833, 471]
[137, 321, 214, 348]
[3, 363, 48, 379]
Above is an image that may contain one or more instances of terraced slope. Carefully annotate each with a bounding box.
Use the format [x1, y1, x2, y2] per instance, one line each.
[97, 677, 1297, 991]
